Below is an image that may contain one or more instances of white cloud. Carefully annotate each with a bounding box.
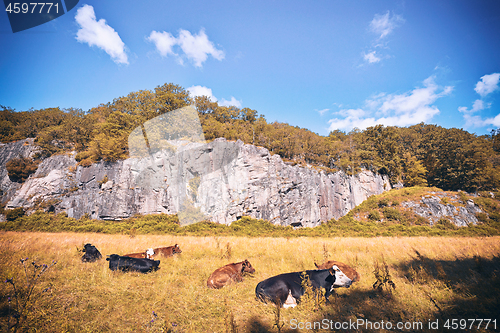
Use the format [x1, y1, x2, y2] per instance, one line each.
[75, 5, 128, 65]
[147, 31, 177, 57]
[328, 76, 453, 132]
[187, 85, 241, 107]
[363, 51, 381, 64]
[474, 73, 500, 97]
[458, 99, 489, 114]
[178, 29, 225, 67]
[187, 85, 217, 102]
[484, 113, 500, 127]
[148, 28, 224, 68]
[220, 97, 242, 108]
[362, 11, 404, 65]
[463, 113, 500, 128]
[370, 11, 405, 40]
[459, 73, 500, 128]
[316, 108, 330, 116]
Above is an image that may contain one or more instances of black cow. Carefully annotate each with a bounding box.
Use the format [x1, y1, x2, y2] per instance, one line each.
[81, 243, 102, 262]
[106, 254, 160, 273]
[255, 266, 353, 308]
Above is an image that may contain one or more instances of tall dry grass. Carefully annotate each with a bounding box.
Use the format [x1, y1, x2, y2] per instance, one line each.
[0, 232, 499, 332]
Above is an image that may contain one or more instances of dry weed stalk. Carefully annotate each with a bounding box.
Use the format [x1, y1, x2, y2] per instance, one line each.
[273, 299, 285, 333]
[4, 258, 57, 332]
[373, 258, 396, 297]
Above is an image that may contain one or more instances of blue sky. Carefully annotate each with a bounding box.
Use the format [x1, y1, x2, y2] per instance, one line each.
[1, 0, 499, 136]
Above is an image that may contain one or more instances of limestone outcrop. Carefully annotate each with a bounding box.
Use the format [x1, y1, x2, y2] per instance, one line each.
[1, 138, 391, 227]
[401, 194, 482, 227]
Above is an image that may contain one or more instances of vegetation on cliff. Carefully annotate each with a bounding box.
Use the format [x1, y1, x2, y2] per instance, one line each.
[2, 187, 499, 237]
[1, 82, 499, 193]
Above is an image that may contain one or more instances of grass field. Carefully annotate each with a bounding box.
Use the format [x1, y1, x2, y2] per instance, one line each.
[1, 232, 499, 332]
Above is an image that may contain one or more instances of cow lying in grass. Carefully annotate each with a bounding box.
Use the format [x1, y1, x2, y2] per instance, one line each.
[314, 260, 360, 283]
[147, 244, 182, 259]
[81, 243, 102, 262]
[255, 265, 353, 308]
[123, 252, 147, 258]
[106, 254, 160, 273]
[207, 259, 255, 289]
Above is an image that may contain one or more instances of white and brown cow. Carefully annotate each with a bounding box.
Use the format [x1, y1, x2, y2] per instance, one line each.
[314, 260, 360, 283]
[147, 244, 182, 259]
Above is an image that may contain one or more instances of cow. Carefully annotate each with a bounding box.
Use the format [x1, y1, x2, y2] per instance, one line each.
[106, 254, 160, 273]
[314, 260, 360, 283]
[81, 243, 102, 262]
[123, 252, 147, 258]
[255, 265, 353, 308]
[147, 244, 182, 259]
[207, 259, 256, 289]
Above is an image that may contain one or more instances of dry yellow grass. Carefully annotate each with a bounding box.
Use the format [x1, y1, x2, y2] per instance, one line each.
[1, 232, 499, 332]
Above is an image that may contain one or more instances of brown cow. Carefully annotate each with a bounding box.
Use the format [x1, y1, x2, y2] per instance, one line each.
[147, 244, 182, 259]
[123, 252, 147, 258]
[314, 260, 360, 282]
[207, 259, 256, 289]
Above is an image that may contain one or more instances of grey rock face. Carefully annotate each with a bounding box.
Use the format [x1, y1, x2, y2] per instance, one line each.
[0, 138, 40, 201]
[401, 194, 482, 227]
[1, 139, 391, 227]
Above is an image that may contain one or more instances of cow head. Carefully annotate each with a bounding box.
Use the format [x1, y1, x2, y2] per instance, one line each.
[330, 265, 353, 289]
[82, 243, 93, 253]
[106, 254, 119, 260]
[241, 259, 256, 274]
[173, 244, 182, 254]
[146, 248, 155, 259]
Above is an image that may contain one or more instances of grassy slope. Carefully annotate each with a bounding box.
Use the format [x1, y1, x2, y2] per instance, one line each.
[1, 232, 499, 332]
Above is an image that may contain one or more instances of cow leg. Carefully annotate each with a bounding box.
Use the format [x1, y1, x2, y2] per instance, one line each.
[283, 290, 297, 308]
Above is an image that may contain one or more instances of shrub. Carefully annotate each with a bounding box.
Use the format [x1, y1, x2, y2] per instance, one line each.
[368, 211, 381, 221]
[97, 175, 109, 186]
[78, 158, 93, 167]
[6, 157, 38, 182]
[440, 197, 450, 205]
[75, 150, 92, 162]
[382, 207, 402, 221]
[458, 191, 468, 204]
[414, 215, 429, 226]
[378, 198, 390, 208]
[436, 218, 457, 230]
[476, 213, 489, 223]
[5, 207, 25, 221]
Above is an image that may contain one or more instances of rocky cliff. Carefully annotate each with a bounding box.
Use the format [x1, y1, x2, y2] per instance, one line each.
[0, 138, 391, 227]
[401, 193, 482, 227]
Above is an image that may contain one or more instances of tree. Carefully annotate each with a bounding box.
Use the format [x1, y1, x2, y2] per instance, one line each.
[402, 153, 427, 187]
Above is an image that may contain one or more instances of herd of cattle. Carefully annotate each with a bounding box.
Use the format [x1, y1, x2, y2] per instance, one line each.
[80, 243, 360, 308]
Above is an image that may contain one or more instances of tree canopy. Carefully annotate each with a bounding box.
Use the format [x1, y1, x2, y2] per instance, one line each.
[1, 83, 499, 193]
